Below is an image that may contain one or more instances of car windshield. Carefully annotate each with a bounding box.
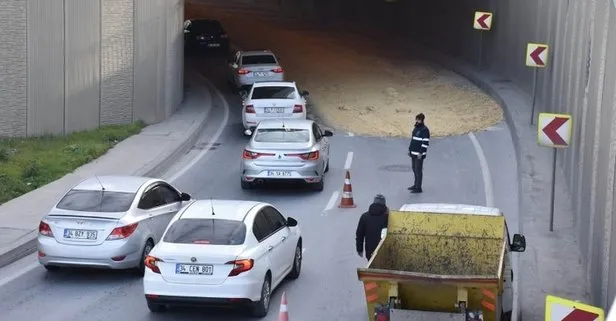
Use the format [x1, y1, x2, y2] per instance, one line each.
[251, 86, 297, 99]
[242, 54, 277, 65]
[254, 128, 311, 143]
[163, 219, 247, 245]
[56, 189, 135, 212]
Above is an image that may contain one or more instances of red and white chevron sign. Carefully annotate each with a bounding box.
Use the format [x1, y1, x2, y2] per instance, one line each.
[473, 11, 493, 30]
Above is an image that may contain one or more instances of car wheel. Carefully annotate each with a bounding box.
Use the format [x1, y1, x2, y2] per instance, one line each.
[241, 180, 253, 190]
[251, 274, 271, 317]
[287, 243, 302, 280]
[324, 159, 330, 173]
[312, 178, 324, 191]
[147, 300, 167, 313]
[137, 239, 154, 276]
[43, 265, 60, 271]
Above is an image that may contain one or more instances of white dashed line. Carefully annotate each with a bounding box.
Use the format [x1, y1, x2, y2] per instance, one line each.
[344, 151, 354, 170]
[322, 191, 340, 216]
[348, 132, 355, 136]
[468, 132, 494, 207]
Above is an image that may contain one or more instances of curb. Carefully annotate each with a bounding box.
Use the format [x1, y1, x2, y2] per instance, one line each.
[0, 70, 213, 269]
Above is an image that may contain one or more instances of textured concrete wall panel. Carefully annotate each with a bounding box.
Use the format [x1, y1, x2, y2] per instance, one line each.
[64, 0, 101, 133]
[0, 0, 27, 137]
[26, 0, 65, 136]
[100, 0, 135, 125]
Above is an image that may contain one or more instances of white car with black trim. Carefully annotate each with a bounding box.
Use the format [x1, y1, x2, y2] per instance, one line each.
[143, 199, 302, 317]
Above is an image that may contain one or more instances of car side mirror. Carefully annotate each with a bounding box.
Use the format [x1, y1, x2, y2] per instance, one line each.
[323, 130, 333, 137]
[239, 90, 248, 99]
[231, 63, 238, 68]
[300, 90, 309, 96]
[180, 192, 191, 201]
[244, 129, 253, 136]
[286, 217, 298, 227]
[184, 29, 190, 34]
[511, 234, 526, 252]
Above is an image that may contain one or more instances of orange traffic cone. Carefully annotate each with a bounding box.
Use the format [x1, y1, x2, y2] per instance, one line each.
[338, 170, 357, 208]
[279, 292, 289, 321]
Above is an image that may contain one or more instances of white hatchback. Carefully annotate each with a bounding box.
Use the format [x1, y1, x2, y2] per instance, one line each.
[241, 81, 309, 135]
[143, 199, 302, 317]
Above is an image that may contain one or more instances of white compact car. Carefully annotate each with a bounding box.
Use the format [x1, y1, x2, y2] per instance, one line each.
[37, 175, 191, 274]
[143, 199, 302, 317]
[241, 81, 309, 135]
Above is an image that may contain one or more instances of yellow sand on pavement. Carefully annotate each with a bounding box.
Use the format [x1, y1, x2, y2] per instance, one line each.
[186, 3, 502, 138]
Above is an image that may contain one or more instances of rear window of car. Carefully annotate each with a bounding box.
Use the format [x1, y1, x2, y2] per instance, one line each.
[254, 128, 311, 143]
[56, 190, 135, 212]
[191, 20, 223, 32]
[163, 219, 247, 245]
[241, 54, 277, 65]
[251, 86, 297, 99]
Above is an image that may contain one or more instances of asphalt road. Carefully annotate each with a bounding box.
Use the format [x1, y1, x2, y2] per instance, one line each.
[0, 51, 520, 321]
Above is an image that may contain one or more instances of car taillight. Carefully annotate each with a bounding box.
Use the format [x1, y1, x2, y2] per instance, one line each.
[238, 69, 250, 75]
[271, 67, 283, 73]
[107, 222, 139, 240]
[144, 255, 163, 274]
[245, 105, 255, 113]
[293, 105, 303, 113]
[243, 149, 274, 159]
[226, 259, 254, 276]
[39, 221, 53, 237]
[287, 151, 319, 160]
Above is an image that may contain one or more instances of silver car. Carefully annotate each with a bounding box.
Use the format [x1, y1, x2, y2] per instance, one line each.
[228, 49, 284, 90]
[240, 119, 333, 191]
[37, 175, 191, 274]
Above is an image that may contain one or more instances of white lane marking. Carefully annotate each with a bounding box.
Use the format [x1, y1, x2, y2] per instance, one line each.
[167, 76, 230, 183]
[468, 132, 494, 207]
[344, 151, 354, 170]
[302, 248, 306, 255]
[0, 255, 39, 288]
[322, 191, 340, 216]
[348, 132, 354, 136]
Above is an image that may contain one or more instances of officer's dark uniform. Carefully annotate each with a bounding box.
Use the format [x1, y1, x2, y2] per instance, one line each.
[408, 114, 430, 193]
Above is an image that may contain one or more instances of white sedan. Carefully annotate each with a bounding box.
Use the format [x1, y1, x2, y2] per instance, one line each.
[241, 81, 309, 135]
[143, 199, 302, 317]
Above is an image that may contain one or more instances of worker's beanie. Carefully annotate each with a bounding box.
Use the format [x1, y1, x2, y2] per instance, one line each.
[374, 194, 386, 205]
[415, 113, 425, 121]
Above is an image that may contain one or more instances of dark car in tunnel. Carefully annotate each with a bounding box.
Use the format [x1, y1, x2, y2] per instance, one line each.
[184, 18, 230, 52]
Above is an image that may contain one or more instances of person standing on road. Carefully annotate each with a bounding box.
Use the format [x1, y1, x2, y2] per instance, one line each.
[356, 194, 389, 261]
[408, 113, 430, 194]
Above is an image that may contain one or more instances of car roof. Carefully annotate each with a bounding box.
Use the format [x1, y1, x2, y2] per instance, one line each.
[73, 175, 155, 193]
[179, 200, 262, 221]
[256, 119, 314, 130]
[241, 50, 275, 56]
[252, 81, 295, 88]
[398, 203, 503, 216]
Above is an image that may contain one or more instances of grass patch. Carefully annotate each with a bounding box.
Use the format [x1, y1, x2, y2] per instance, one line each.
[0, 121, 146, 205]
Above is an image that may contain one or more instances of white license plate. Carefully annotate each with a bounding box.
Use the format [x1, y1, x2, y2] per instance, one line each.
[176, 264, 214, 275]
[207, 43, 220, 47]
[267, 171, 292, 177]
[63, 229, 97, 240]
[253, 72, 269, 77]
[264, 107, 285, 113]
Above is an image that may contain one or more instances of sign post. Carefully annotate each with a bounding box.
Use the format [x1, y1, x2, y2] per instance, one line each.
[545, 295, 604, 321]
[537, 113, 572, 232]
[473, 11, 493, 70]
[526, 43, 549, 125]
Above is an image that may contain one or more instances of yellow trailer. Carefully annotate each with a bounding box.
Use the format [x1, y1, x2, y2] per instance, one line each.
[357, 203, 526, 321]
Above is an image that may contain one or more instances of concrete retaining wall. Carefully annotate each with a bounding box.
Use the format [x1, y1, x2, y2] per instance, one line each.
[0, 0, 184, 137]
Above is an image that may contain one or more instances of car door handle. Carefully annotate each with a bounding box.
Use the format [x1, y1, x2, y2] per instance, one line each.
[281, 236, 287, 242]
[267, 246, 274, 252]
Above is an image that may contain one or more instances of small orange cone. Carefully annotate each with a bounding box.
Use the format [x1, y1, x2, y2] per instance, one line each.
[338, 170, 357, 208]
[279, 292, 289, 321]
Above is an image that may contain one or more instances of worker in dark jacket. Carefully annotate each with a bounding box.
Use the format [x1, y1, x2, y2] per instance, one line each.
[408, 113, 430, 193]
[356, 194, 389, 260]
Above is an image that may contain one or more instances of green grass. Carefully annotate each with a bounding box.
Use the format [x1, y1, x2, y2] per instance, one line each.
[0, 121, 146, 205]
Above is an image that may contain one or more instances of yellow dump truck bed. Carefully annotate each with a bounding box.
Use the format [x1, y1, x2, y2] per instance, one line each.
[357, 204, 507, 321]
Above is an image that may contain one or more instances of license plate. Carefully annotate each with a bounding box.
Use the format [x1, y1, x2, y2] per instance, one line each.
[264, 107, 285, 113]
[267, 171, 292, 177]
[207, 43, 220, 47]
[63, 229, 97, 240]
[253, 72, 269, 77]
[176, 263, 214, 275]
